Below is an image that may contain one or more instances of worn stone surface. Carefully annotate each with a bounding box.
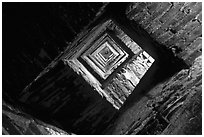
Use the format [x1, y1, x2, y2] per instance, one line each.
[3, 2, 201, 135]
[64, 19, 155, 109]
[19, 61, 117, 135]
[2, 100, 71, 135]
[126, 2, 202, 66]
[116, 5, 202, 134]
[105, 54, 201, 135]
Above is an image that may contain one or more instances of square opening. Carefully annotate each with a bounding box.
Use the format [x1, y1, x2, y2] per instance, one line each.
[67, 19, 155, 109]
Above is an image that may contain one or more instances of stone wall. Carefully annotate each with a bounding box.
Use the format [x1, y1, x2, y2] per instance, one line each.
[103, 2, 202, 135]
[19, 61, 117, 135]
[106, 54, 201, 135]
[4, 2, 201, 135]
[2, 100, 71, 135]
[126, 2, 202, 66]
[64, 19, 156, 109]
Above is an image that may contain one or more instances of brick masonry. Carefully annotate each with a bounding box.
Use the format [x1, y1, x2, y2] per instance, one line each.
[126, 2, 202, 66]
[63, 19, 155, 109]
[106, 54, 201, 135]
[103, 2, 202, 135]
[9, 3, 201, 135]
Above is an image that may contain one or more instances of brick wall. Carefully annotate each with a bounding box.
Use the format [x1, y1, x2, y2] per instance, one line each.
[105, 51, 201, 135]
[4, 2, 201, 135]
[103, 2, 202, 135]
[126, 2, 202, 66]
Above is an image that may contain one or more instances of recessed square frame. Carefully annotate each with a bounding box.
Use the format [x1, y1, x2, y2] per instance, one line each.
[80, 32, 130, 79]
[92, 41, 119, 67]
[78, 30, 134, 83]
[63, 19, 154, 109]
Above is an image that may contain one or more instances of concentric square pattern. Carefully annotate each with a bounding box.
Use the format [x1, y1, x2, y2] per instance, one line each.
[81, 33, 129, 79]
[66, 19, 155, 109]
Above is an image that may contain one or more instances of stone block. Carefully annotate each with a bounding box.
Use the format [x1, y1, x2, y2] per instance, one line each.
[159, 2, 185, 24]
[172, 3, 202, 32]
[127, 2, 147, 19]
[186, 25, 202, 42]
[126, 3, 140, 15]
[146, 2, 160, 15]
[172, 11, 186, 23]
[154, 2, 172, 17]
[182, 20, 200, 33]
[184, 45, 202, 65]
[146, 2, 171, 36]
[145, 20, 161, 34]
[108, 84, 122, 101]
[156, 31, 174, 44]
[151, 26, 167, 38]
[163, 33, 179, 47]
[112, 79, 126, 98]
[186, 37, 202, 52]
[154, 3, 189, 36]
[143, 3, 171, 29]
[150, 19, 163, 34]
[135, 2, 147, 12]
[114, 77, 130, 97]
[139, 14, 151, 29]
[164, 19, 200, 49]
[115, 73, 131, 97]
[132, 10, 148, 23]
[159, 3, 172, 16]
[181, 2, 197, 14]
[173, 39, 190, 52]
